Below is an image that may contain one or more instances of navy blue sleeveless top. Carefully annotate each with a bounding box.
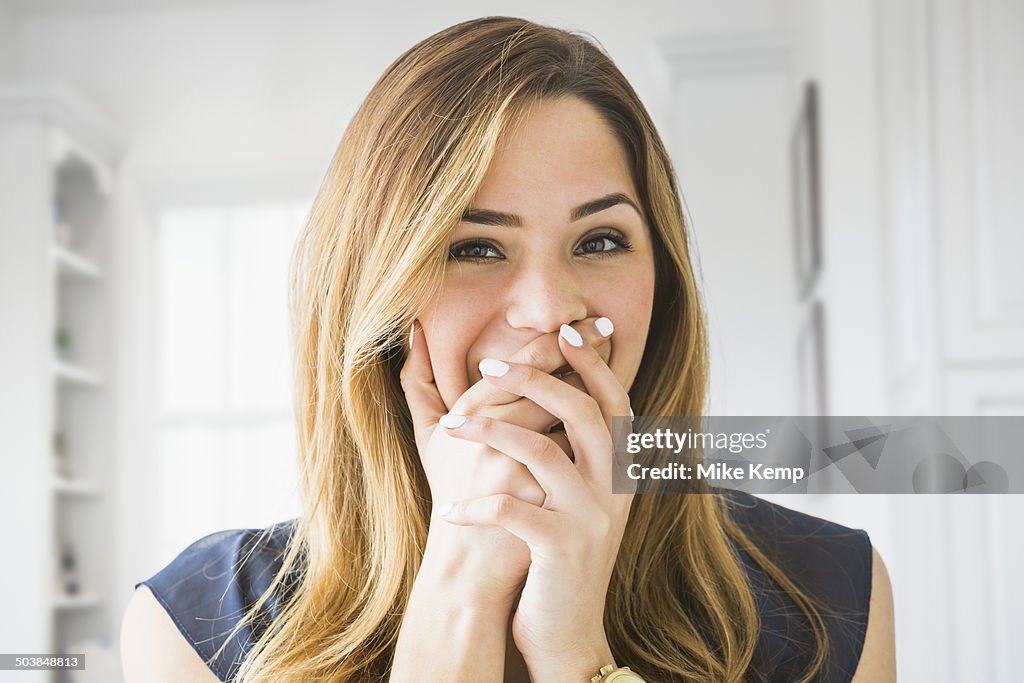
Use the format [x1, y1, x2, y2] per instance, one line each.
[135, 491, 872, 681]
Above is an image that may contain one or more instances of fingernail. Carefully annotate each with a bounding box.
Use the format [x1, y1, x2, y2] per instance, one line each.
[560, 324, 583, 347]
[439, 502, 455, 517]
[595, 317, 614, 337]
[439, 413, 467, 429]
[479, 358, 510, 376]
[630, 406, 635, 422]
[409, 323, 415, 349]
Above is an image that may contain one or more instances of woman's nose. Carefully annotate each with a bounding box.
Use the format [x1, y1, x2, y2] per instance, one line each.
[503, 262, 588, 333]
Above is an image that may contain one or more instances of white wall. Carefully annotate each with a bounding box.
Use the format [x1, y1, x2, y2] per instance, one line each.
[16, 0, 786, 191]
[0, 1, 18, 79]
[661, 34, 800, 417]
[0, 115, 56, 683]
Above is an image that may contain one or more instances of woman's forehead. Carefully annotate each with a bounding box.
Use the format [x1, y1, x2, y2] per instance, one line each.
[472, 99, 639, 221]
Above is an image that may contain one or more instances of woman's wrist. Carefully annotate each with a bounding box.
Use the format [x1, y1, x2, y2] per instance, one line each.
[523, 635, 615, 683]
[417, 519, 523, 609]
[392, 555, 513, 683]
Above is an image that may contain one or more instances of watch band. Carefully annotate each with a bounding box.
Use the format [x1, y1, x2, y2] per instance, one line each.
[591, 663, 646, 682]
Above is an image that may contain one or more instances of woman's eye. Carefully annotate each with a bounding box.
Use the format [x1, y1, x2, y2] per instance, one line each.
[575, 232, 634, 257]
[449, 240, 503, 261]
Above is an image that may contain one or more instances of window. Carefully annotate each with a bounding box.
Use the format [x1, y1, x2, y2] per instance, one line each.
[155, 202, 305, 557]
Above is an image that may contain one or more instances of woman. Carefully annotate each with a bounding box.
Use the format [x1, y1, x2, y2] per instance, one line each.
[121, 16, 895, 682]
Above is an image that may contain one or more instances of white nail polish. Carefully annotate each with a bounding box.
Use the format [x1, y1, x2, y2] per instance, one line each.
[438, 502, 455, 517]
[479, 358, 510, 376]
[560, 324, 583, 347]
[630, 406, 635, 422]
[409, 324, 415, 349]
[439, 413, 467, 428]
[595, 317, 614, 337]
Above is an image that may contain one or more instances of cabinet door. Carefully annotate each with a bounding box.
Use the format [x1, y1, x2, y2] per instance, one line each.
[934, 0, 1024, 362]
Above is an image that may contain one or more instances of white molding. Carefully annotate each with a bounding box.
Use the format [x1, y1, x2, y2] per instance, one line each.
[877, 0, 942, 415]
[963, 0, 1023, 326]
[969, 0, 997, 324]
[0, 83, 121, 165]
[656, 32, 791, 79]
[943, 366, 1024, 415]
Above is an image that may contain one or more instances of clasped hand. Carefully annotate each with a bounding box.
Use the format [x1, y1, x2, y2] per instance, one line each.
[400, 316, 635, 680]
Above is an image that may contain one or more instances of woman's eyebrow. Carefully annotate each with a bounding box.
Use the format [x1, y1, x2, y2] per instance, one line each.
[460, 192, 641, 227]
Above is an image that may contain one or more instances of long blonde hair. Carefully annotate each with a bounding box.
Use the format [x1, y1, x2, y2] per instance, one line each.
[219, 16, 829, 682]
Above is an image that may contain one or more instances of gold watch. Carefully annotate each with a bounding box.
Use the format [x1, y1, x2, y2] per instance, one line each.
[591, 664, 645, 682]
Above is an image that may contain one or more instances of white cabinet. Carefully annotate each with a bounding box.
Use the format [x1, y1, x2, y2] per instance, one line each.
[0, 85, 120, 682]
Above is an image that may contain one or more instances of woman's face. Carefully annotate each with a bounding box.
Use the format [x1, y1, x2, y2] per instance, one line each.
[419, 96, 656, 410]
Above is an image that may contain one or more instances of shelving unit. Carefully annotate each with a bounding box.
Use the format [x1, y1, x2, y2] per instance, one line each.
[0, 85, 120, 683]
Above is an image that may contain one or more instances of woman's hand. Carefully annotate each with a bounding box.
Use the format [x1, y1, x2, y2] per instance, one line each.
[436, 321, 635, 682]
[399, 316, 613, 608]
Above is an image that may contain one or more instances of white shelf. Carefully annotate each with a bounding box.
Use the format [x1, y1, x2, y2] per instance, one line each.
[53, 360, 101, 387]
[52, 244, 103, 282]
[51, 593, 101, 611]
[52, 477, 101, 497]
[1, 85, 120, 663]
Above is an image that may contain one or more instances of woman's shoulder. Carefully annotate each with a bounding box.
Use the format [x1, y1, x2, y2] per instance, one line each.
[717, 489, 873, 682]
[130, 520, 300, 682]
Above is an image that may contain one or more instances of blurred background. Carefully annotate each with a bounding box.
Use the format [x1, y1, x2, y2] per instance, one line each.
[0, 0, 1021, 680]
